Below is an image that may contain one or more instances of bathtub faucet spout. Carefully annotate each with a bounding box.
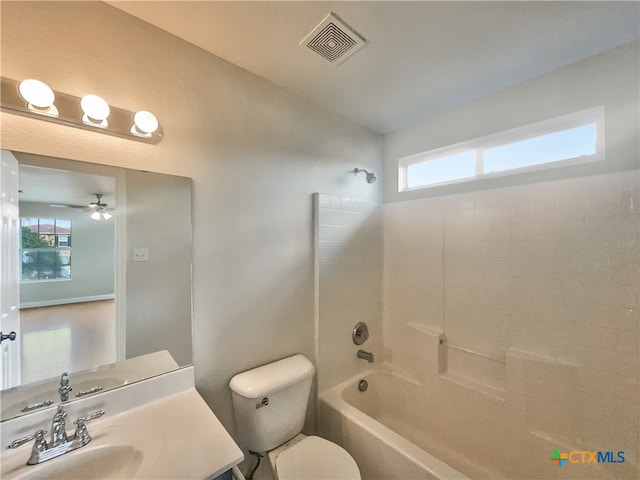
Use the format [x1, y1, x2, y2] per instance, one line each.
[357, 349, 374, 363]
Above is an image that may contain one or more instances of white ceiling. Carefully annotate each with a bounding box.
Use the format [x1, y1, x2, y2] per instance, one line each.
[18, 164, 115, 208]
[107, 1, 639, 133]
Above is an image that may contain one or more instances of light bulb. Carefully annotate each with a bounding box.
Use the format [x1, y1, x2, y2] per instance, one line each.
[133, 110, 159, 134]
[80, 94, 110, 122]
[18, 79, 55, 109]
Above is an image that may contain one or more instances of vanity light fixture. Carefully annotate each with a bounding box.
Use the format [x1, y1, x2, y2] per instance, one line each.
[80, 94, 110, 127]
[18, 79, 58, 116]
[132, 110, 159, 136]
[1, 77, 162, 144]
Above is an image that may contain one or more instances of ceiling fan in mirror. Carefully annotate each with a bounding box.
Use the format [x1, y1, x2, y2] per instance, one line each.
[49, 193, 114, 220]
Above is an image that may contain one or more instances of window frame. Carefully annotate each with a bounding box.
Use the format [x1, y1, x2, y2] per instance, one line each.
[398, 106, 605, 192]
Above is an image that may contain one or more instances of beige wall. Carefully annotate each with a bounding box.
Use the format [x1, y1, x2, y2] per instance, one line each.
[0, 0, 382, 436]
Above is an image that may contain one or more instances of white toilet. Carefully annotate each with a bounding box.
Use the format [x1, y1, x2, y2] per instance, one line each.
[229, 354, 361, 480]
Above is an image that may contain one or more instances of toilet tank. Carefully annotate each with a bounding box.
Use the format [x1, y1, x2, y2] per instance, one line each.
[229, 354, 315, 452]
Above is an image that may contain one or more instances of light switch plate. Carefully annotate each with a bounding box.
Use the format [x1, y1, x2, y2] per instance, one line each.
[133, 248, 149, 262]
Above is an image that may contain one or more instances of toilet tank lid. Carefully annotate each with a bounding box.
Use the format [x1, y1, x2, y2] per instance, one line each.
[229, 354, 315, 399]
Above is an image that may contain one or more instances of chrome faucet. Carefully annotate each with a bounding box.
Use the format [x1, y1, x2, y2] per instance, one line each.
[58, 372, 72, 402]
[51, 405, 68, 446]
[357, 349, 374, 363]
[6, 406, 105, 465]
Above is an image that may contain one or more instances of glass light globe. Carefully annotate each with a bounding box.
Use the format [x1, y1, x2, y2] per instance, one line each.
[133, 110, 159, 134]
[90, 211, 102, 221]
[18, 79, 55, 108]
[80, 95, 110, 121]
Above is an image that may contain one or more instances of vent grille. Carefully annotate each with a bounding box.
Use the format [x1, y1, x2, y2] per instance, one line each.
[300, 13, 366, 66]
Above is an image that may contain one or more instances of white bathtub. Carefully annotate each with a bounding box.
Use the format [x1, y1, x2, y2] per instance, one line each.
[320, 369, 472, 480]
[320, 367, 639, 480]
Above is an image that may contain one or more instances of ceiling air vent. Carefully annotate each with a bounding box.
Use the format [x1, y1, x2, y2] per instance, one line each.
[299, 13, 366, 66]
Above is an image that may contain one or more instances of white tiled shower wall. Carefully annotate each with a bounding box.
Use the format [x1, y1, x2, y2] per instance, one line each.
[314, 193, 383, 393]
[383, 169, 639, 476]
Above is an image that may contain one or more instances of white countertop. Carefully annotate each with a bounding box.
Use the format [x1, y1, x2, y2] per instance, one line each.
[1, 350, 180, 422]
[1, 367, 243, 479]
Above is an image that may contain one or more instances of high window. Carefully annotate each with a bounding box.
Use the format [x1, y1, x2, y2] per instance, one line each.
[20, 218, 72, 281]
[398, 107, 604, 192]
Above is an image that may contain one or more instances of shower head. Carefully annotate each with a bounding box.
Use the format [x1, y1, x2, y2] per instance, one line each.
[353, 168, 377, 184]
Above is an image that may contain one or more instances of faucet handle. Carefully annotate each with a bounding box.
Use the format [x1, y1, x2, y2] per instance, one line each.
[74, 409, 105, 425]
[73, 410, 105, 445]
[352, 322, 370, 345]
[8, 430, 49, 465]
[6, 430, 48, 450]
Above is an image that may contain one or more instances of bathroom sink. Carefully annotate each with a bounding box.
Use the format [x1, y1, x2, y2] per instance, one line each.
[1, 368, 243, 480]
[1, 423, 162, 480]
[17, 445, 143, 480]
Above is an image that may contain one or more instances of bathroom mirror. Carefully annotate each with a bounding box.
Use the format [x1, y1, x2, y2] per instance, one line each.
[0, 150, 193, 421]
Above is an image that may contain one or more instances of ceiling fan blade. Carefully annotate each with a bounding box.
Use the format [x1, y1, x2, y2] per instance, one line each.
[48, 203, 88, 209]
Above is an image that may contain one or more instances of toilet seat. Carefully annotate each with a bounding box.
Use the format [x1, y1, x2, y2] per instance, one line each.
[275, 436, 361, 480]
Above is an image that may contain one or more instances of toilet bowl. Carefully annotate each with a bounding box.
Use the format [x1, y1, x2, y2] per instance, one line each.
[229, 355, 361, 480]
[268, 434, 360, 480]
